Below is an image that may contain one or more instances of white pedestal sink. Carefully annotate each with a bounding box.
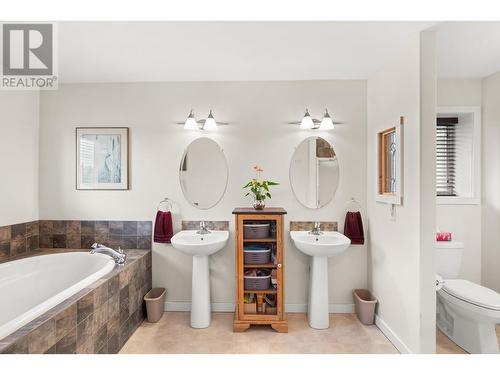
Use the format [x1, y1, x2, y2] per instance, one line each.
[171, 230, 229, 328]
[290, 231, 351, 329]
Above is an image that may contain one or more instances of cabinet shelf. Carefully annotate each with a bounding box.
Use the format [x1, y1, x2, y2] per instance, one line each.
[243, 237, 276, 243]
[244, 263, 277, 268]
[244, 289, 277, 294]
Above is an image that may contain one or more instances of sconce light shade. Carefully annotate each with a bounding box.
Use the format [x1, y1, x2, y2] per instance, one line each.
[300, 108, 314, 129]
[184, 110, 198, 130]
[203, 109, 217, 130]
[319, 109, 335, 130]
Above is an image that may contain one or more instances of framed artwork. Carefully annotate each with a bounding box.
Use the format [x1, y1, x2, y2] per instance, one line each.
[76, 127, 129, 190]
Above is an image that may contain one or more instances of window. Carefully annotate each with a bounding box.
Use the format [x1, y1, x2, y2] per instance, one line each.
[378, 127, 397, 195]
[376, 117, 403, 205]
[436, 107, 481, 205]
[436, 117, 457, 196]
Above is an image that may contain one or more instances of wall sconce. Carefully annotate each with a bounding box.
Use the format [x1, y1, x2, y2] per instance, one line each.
[291, 108, 343, 130]
[179, 109, 228, 130]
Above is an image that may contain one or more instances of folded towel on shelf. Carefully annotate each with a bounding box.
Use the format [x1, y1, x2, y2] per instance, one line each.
[436, 232, 452, 241]
[344, 211, 365, 245]
[154, 210, 173, 243]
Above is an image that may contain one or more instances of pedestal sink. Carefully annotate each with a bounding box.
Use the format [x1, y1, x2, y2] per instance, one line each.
[290, 231, 351, 329]
[171, 230, 229, 328]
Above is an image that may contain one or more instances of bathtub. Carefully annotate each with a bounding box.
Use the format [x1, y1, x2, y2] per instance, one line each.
[0, 252, 115, 340]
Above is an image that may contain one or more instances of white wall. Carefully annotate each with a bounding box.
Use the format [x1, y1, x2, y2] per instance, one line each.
[419, 31, 437, 354]
[39, 80, 367, 310]
[0, 91, 39, 226]
[367, 32, 436, 353]
[436, 79, 482, 283]
[482, 71, 500, 292]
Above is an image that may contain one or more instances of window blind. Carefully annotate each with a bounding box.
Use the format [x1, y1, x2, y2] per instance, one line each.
[436, 117, 458, 196]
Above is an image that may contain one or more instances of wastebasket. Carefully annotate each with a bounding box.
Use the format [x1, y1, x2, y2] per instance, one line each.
[353, 289, 377, 325]
[144, 288, 166, 323]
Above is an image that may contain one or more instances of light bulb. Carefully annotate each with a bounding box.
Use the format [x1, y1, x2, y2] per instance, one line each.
[300, 108, 314, 129]
[184, 110, 198, 130]
[203, 109, 217, 130]
[320, 109, 335, 130]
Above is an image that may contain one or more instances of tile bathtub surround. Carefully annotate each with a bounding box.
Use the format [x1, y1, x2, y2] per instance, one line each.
[181, 221, 229, 231]
[39, 220, 152, 250]
[289, 221, 338, 232]
[0, 220, 39, 261]
[0, 220, 152, 262]
[0, 248, 152, 354]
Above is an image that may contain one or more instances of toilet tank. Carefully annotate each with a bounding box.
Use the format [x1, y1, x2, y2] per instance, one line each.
[436, 241, 464, 279]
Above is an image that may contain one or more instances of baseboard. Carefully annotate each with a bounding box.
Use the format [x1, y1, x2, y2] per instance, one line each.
[165, 302, 235, 312]
[374, 314, 412, 354]
[165, 302, 354, 314]
[285, 303, 355, 313]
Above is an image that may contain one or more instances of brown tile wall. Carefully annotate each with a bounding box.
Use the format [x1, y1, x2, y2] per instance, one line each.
[0, 221, 39, 261]
[0, 220, 152, 263]
[39, 220, 152, 251]
[289, 221, 338, 231]
[0, 249, 152, 354]
[181, 220, 229, 231]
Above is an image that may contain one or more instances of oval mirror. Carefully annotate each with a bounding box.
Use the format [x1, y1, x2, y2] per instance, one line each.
[179, 137, 228, 209]
[290, 136, 339, 209]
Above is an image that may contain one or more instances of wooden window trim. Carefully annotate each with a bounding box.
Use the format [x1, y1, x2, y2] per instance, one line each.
[378, 127, 396, 196]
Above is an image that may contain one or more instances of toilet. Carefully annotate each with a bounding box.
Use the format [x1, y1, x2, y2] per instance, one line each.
[436, 241, 500, 354]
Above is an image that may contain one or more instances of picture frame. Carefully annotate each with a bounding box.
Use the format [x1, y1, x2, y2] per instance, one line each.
[76, 127, 129, 190]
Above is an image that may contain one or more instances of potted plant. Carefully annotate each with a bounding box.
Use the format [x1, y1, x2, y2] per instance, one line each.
[242, 166, 279, 210]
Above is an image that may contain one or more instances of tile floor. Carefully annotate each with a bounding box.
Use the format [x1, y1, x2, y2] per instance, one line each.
[436, 325, 500, 354]
[120, 312, 398, 354]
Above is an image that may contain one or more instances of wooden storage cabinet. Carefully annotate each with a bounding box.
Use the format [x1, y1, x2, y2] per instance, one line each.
[232, 207, 288, 333]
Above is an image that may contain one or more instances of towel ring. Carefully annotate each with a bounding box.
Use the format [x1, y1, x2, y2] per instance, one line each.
[157, 197, 173, 212]
[345, 197, 362, 212]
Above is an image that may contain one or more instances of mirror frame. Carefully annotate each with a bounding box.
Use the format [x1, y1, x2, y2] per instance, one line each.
[376, 117, 403, 205]
[289, 136, 340, 209]
[179, 137, 229, 210]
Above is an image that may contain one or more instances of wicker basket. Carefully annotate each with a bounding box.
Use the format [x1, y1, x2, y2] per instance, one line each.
[244, 270, 272, 290]
[243, 223, 270, 239]
[244, 245, 271, 264]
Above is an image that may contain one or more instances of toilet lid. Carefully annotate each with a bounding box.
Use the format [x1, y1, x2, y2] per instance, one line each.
[442, 279, 500, 311]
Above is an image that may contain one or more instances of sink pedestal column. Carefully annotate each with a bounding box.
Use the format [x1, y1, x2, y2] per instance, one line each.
[308, 256, 329, 329]
[191, 255, 211, 328]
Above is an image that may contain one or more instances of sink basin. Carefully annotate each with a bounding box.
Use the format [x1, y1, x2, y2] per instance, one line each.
[171, 230, 229, 328]
[290, 230, 351, 329]
[171, 230, 229, 256]
[290, 231, 351, 257]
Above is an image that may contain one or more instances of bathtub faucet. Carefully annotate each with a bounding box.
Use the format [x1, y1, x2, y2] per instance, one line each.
[90, 243, 127, 265]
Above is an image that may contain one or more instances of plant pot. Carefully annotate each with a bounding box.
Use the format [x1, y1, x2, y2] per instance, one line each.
[253, 199, 266, 210]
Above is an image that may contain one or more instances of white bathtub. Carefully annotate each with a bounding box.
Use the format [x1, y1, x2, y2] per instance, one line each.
[0, 252, 115, 340]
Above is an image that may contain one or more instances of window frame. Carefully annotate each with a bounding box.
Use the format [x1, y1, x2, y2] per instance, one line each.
[376, 118, 403, 205]
[436, 106, 481, 205]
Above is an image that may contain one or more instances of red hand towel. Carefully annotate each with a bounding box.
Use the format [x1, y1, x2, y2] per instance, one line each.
[154, 210, 173, 244]
[344, 211, 364, 245]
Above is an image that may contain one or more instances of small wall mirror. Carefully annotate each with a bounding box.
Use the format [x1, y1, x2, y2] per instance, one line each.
[179, 137, 228, 209]
[376, 117, 403, 205]
[290, 136, 339, 209]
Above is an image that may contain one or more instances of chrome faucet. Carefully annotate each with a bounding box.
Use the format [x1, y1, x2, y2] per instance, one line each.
[196, 221, 211, 235]
[309, 222, 323, 236]
[90, 243, 127, 265]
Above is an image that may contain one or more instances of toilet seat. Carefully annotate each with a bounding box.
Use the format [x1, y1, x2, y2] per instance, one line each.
[442, 279, 500, 311]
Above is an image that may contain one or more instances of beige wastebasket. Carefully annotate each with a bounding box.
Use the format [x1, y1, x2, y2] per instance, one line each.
[353, 289, 377, 325]
[144, 288, 166, 323]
